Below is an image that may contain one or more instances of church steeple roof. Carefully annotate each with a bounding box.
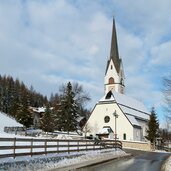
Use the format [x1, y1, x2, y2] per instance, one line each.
[105, 18, 121, 74]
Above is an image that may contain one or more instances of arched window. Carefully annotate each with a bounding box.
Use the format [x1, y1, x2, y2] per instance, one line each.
[109, 77, 114, 84]
[111, 65, 113, 69]
[123, 133, 126, 140]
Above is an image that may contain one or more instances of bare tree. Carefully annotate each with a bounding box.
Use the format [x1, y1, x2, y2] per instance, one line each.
[82, 123, 92, 138]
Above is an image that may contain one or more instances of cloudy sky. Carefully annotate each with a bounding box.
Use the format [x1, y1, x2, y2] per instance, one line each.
[0, 0, 171, 123]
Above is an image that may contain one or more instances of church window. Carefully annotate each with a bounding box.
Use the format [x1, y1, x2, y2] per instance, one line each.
[123, 133, 126, 140]
[111, 65, 113, 69]
[109, 77, 114, 84]
[104, 116, 110, 123]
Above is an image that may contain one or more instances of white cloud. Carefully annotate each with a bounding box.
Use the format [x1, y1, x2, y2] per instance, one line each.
[0, 0, 170, 122]
[150, 41, 171, 66]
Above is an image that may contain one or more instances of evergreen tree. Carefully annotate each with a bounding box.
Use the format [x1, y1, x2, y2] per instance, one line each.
[0, 74, 48, 121]
[59, 82, 91, 117]
[41, 105, 55, 132]
[56, 82, 79, 134]
[16, 88, 33, 128]
[146, 107, 159, 143]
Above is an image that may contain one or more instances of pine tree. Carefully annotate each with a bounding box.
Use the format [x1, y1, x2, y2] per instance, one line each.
[41, 105, 55, 132]
[146, 107, 159, 144]
[59, 82, 91, 117]
[56, 82, 79, 134]
[16, 88, 33, 128]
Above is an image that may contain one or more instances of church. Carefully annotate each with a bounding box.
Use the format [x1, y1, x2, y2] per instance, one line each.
[85, 19, 150, 142]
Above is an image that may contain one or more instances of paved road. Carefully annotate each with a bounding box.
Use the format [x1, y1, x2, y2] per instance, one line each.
[77, 149, 170, 171]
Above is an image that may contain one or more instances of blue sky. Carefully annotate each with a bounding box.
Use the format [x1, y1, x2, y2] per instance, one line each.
[0, 0, 171, 125]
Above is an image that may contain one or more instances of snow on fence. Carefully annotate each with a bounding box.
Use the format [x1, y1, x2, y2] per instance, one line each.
[0, 137, 122, 159]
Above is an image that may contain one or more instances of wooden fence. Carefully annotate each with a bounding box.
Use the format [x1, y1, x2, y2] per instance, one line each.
[0, 137, 122, 159]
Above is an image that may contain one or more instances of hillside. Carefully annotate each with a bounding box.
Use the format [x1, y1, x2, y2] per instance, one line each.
[0, 111, 23, 132]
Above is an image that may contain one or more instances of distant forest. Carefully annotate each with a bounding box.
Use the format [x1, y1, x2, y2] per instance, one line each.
[0, 75, 48, 115]
[0, 75, 90, 129]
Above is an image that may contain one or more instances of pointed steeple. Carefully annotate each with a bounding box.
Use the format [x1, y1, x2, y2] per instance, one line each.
[110, 18, 120, 73]
[104, 18, 125, 94]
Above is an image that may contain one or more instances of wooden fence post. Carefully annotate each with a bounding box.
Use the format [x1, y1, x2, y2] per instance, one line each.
[77, 141, 79, 152]
[86, 140, 87, 151]
[30, 138, 33, 157]
[57, 139, 59, 153]
[45, 139, 47, 155]
[68, 140, 70, 154]
[13, 137, 16, 159]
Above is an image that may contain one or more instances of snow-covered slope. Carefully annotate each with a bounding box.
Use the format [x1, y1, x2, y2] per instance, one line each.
[0, 112, 23, 132]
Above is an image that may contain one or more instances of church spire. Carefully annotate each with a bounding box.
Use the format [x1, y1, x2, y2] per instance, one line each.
[110, 18, 120, 73]
[104, 18, 125, 94]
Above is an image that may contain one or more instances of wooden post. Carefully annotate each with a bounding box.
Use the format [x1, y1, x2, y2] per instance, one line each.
[13, 137, 16, 159]
[57, 140, 59, 153]
[45, 139, 47, 155]
[93, 141, 95, 151]
[68, 140, 70, 154]
[30, 138, 33, 157]
[86, 140, 87, 151]
[77, 141, 79, 152]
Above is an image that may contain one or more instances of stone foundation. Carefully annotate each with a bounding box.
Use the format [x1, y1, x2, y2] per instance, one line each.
[121, 140, 151, 151]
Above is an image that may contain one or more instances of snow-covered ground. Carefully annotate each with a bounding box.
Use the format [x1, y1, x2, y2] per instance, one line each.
[0, 148, 127, 171]
[0, 112, 23, 132]
[164, 155, 171, 171]
[0, 131, 128, 171]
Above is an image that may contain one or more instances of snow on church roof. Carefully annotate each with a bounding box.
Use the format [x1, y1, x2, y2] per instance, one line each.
[99, 91, 150, 121]
[120, 105, 149, 120]
[126, 115, 140, 126]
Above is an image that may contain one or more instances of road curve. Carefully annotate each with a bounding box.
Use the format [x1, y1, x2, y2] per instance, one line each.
[77, 149, 170, 171]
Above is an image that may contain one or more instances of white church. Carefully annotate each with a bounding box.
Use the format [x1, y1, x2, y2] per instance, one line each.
[86, 19, 150, 142]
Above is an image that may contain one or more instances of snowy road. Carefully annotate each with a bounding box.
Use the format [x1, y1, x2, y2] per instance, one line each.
[77, 150, 170, 171]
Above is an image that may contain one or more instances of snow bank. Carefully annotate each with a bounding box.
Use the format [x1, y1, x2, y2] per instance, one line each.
[0, 149, 127, 171]
[165, 155, 171, 171]
[0, 112, 23, 132]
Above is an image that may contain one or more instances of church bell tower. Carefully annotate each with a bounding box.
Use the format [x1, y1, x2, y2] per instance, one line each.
[104, 18, 125, 94]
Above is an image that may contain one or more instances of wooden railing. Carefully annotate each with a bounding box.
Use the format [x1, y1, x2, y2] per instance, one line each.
[0, 137, 122, 159]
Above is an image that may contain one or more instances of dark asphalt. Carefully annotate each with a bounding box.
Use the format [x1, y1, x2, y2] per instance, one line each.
[77, 149, 170, 171]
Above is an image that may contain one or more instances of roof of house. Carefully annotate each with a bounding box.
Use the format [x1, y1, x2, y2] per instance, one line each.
[98, 126, 114, 134]
[32, 107, 46, 113]
[99, 91, 150, 123]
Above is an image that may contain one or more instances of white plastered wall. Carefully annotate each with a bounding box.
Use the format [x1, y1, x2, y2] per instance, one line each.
[85, 102, 134, 141]
[137, 119, 148, 140]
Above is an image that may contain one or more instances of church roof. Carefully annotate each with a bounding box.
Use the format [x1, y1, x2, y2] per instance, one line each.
[105, 18, 121, 74]
[126, 115, 140, 127]
[99, 91, 150, 121]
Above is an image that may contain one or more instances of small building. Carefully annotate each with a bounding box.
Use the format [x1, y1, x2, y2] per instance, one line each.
[85, 18, 150, 141]
[30, 107, 46, 128]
